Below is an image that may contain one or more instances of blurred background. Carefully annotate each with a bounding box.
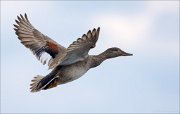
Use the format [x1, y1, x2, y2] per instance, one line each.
[1, 1, 179, 113]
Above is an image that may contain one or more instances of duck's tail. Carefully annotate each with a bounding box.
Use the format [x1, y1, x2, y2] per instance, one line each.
[30, 74, 60, 92]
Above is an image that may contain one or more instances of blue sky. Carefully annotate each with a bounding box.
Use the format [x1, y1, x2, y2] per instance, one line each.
[1, 1, 179, 113]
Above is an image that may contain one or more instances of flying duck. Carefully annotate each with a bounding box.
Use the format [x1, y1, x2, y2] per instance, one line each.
[14, 14, 133, 92]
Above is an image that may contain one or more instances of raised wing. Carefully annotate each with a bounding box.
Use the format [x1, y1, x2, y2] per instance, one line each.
[67, 27, 100, 52]
[14, 14, 66, 66]
[49, 27, 100, 69]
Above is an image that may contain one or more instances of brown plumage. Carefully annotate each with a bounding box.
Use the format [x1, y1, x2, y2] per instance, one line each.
[14, 14, 133, 92]
[14, 14, 66, 65]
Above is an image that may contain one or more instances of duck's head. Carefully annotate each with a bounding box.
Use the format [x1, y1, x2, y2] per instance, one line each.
[103, 47, 133, 58]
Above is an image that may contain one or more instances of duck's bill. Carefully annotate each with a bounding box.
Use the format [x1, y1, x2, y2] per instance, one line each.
[122, 52, 133, 56]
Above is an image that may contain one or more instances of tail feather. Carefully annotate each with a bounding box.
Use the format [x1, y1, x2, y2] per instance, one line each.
[30, 75, 60, 92]
[30, 75, 44, 92]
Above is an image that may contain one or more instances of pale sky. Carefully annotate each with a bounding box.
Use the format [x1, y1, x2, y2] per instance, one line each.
[1, 1, 179, 113]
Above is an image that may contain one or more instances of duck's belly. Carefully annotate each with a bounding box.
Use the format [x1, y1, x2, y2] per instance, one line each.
[59, 64, 89, 83]
[68, 66, 87, 79]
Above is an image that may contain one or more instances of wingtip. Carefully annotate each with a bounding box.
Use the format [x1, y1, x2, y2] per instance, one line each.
[17, 13, 28, 19]
[13, 24, 18, 28]
[17, 15, 21, 21]
[13, 28, 17, 31]
[15, 19, 19, 24]
[97, 27, 100, 31]
[87, 30, 91, 34]
[25, 13, 27, 17]
[24, 13, 28, 21]
[82, 34, 87, 38]
[20, 14, 23, 18]
[92, 27, 100, 32]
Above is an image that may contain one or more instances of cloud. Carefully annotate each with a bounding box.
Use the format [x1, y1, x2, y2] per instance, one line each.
[93, 1, 179, 52]
[147, 1, 179, 13]
[95, 14, 152, 49]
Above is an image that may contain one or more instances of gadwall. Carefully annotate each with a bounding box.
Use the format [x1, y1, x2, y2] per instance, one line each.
[14, 14, 133, 92]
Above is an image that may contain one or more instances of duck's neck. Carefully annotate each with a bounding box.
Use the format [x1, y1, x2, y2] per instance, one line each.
[90, 51, 111, 68]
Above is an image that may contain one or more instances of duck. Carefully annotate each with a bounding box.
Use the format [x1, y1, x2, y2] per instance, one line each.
[14, 14, 133, 92]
